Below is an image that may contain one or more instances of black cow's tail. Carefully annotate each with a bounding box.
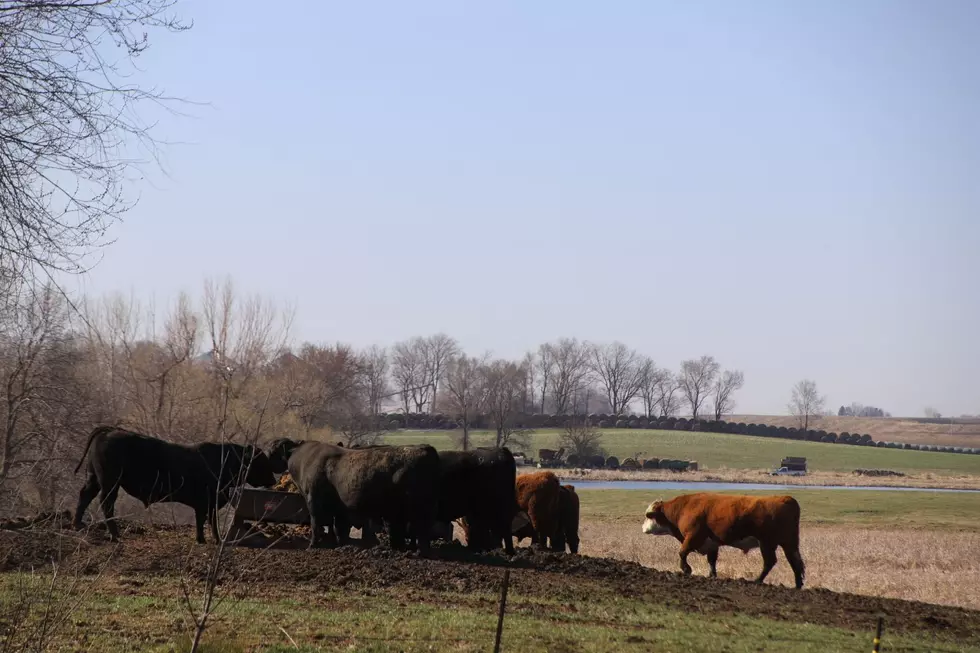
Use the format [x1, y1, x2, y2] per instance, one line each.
[73, 426, 116, 474]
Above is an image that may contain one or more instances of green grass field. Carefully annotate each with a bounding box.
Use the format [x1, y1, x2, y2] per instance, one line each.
[385, 428, 980, 475]
[1, 578, 972, 653]
[575, 487, 980, 531]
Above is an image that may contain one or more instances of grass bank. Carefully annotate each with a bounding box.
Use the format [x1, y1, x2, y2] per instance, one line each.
[386, 428, 980, 475]
[0, 577, 971, 653]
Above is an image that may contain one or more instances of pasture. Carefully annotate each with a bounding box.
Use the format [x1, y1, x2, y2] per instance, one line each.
[2, 487, 978, 652]
[387, 428, 980, 476]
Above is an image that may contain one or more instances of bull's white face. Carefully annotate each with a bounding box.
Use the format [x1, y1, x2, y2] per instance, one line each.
[642, 501, 671, 535]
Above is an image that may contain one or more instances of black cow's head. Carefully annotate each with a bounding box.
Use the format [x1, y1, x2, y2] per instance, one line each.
[244, 446, 277, 488]
[266, 438, 304, 474]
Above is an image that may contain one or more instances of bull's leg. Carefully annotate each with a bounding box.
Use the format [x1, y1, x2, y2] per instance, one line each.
[550, 529, 566, 553]
[678, 532, 707, 576]
[74, 473, 100, 530]
[98, 486, 121, 542]
[706, 548, 719, 578]
[756, 544, 778, 585]
[783, 545, 806, 589]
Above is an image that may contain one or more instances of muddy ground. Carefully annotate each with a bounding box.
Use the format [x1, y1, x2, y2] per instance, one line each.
[2, 518, 978, 645]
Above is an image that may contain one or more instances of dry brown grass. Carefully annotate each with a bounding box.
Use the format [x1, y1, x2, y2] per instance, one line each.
[579, 520, 980, 610]
[730, 415, 980, 448]
[540, 467, 980, 490]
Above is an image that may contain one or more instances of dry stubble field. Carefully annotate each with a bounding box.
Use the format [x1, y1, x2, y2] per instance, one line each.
[565, 488, 980, 610]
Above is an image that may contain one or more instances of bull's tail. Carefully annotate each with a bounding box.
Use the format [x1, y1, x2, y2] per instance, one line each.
[73, 425, 116, 474]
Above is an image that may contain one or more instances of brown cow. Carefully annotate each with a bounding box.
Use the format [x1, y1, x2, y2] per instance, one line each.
[513, 482, 580, 553]
[514, 470, 561, 548]
[642, 493, 805, 588]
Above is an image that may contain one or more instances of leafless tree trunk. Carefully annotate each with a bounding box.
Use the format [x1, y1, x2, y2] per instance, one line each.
[482, 359, 522, 447]
[654, 370, 681, 418]
[536, 343, 554, 414]
[678, 356, 720, 420]
[588, 342, 645, 416]
[442, 354, 485, 451]
[712, 369, 745, 420]
[520, 352, 535, 413]
[550, 338, 590, 415]
[392, 337, 431, 414]
[789, 379, 825, 432]
[637, 357, 658, 417]
[0, 0, 192, 283]
[423, 334, 458, 415]
[360, 345, 389, 422]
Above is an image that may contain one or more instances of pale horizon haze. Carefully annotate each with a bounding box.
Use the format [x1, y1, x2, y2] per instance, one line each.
[62, 1, 979, 418]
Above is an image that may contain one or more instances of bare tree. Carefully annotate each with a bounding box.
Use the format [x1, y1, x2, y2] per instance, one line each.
[536, 343, 554, 413]
[678, 356, 720, 420]
[588, 342, 645, 416]
[550, 338, 590, 415]
[557, 420, 605, 461]
[637, 357, 658, 417]
[482, 359, 523, 448]
[423, 333, 458, 414]
[359, 345, 389, 421]
[519, 352, 536, 413]
[924, 406, 942, 419]
[712, 369, 745, 420]
[392, 337, 430, 413]
[0, 0, 192, 282]
[654, 370, 682, 418]
[442, 354, 485, 451]
[789, 379, 825, 432]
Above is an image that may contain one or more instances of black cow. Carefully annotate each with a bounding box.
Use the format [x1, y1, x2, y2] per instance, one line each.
[274, 440, 440, 554]
[73, 425, 277, 543]
[436, 448, 518, 555]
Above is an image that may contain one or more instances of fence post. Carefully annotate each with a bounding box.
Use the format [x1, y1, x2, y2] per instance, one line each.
[493, 568, 511, 653]
[872, 615, 884, 653]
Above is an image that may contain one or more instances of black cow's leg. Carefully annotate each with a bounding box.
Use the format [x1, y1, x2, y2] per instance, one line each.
[334, 514, 352, 547]
[194, 507, 208, 544]
[307, 492, 330, 549]
[388, 520, 407, 551]
[208, 502, 221, 543]
[74, 473, 100, 530]
[706, 548, 719, 578]
[98, 485, 121, 542]
[756, 544, 778, 585]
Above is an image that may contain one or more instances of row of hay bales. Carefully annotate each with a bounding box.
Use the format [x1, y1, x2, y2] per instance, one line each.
[379, 413, 980, 456]
[543, 454, 697, 472]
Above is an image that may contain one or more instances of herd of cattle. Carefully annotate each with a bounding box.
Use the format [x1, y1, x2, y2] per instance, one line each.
[71, 426, 805, 588]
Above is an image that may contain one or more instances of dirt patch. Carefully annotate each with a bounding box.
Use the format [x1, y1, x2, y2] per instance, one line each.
[2, 522, 978, 644]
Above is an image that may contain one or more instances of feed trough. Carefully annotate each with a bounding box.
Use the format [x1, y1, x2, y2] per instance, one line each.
[228, 487, 311, 546]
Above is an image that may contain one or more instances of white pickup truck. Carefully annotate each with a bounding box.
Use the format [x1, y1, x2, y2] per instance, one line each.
[770, 466, 807, 477]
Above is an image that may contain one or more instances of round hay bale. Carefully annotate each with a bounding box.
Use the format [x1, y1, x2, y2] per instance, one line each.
[621, 458, 639, 470]
[589, 454, 606, 468]
[643, 458, 660, 469]
[606, 456, 620, 469]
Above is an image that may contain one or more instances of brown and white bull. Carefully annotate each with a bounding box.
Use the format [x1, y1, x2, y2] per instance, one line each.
[642, 492, 805, 589]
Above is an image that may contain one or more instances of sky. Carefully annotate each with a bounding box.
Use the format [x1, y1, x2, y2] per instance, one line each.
[64, 1, 980, 418]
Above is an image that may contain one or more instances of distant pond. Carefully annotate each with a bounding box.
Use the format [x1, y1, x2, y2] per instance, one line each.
[560, 479, 980, 494]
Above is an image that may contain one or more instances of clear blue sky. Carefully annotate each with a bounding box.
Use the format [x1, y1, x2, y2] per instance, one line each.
[68, 1, 980, 417]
